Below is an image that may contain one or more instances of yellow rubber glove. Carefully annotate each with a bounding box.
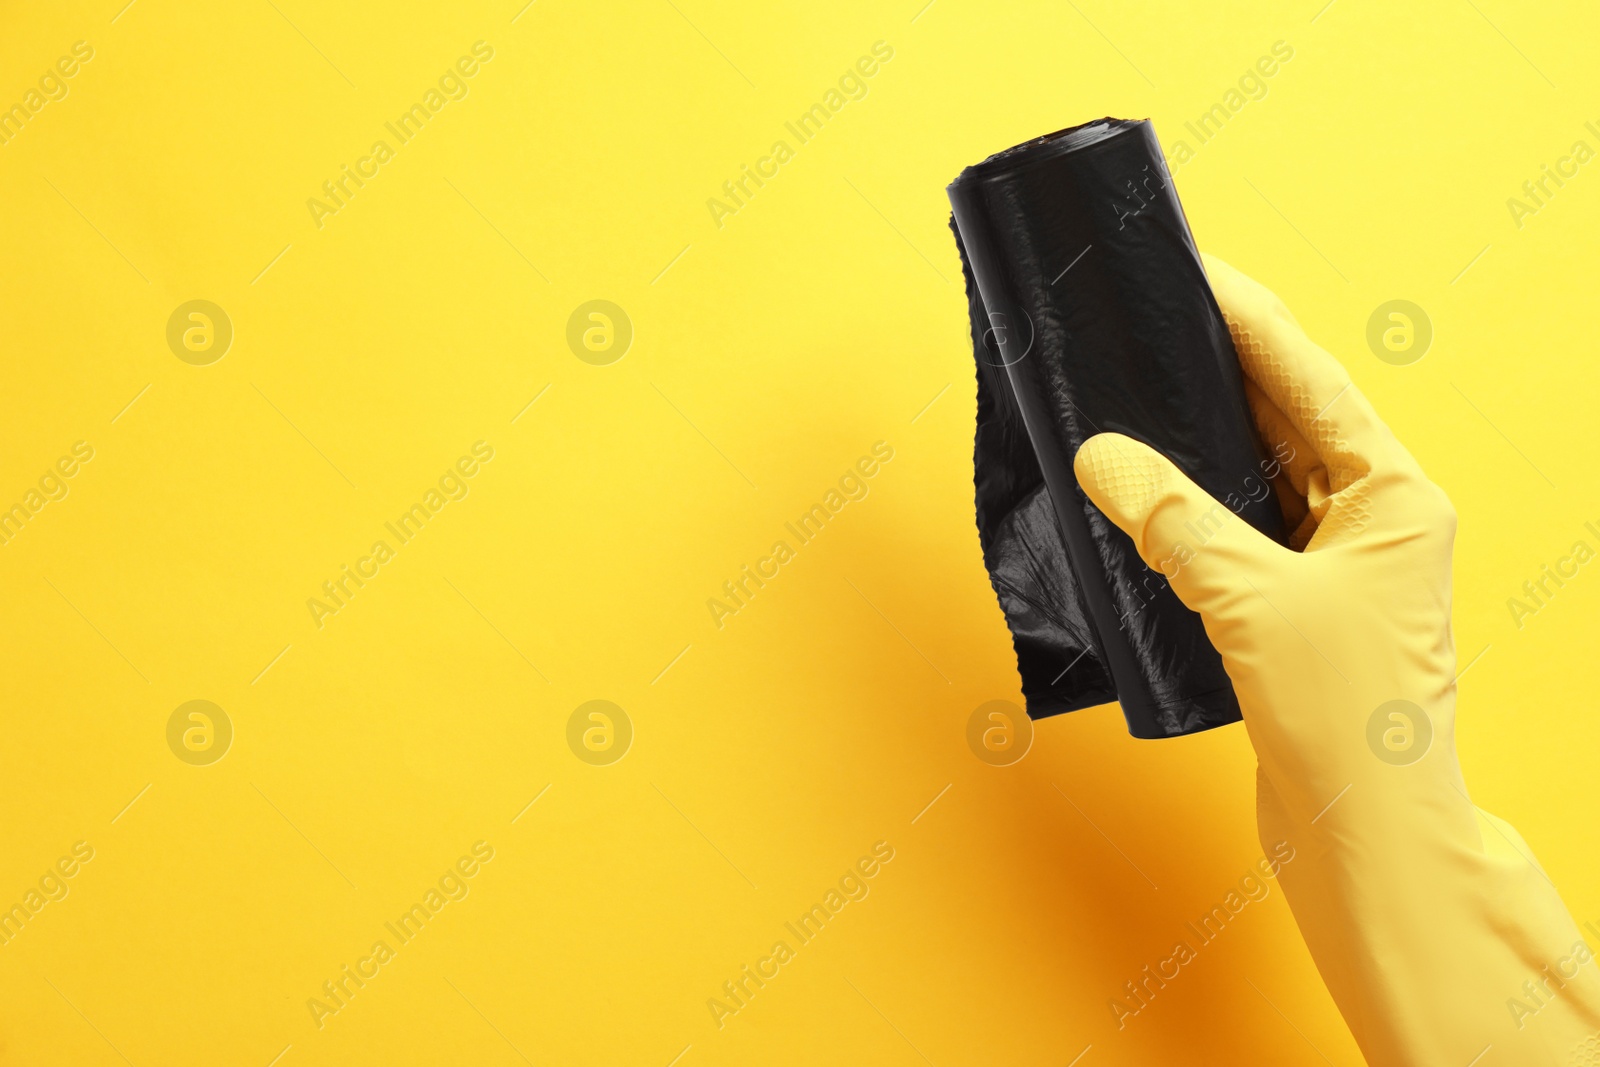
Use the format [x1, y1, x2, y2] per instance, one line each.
[1074, 255, 1600, 1066]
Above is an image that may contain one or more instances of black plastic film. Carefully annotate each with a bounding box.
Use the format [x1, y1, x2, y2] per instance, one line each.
[947, 117, 1287, 739]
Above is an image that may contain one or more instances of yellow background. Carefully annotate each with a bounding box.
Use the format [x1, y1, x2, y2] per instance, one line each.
[0, 0, 1596, 1063]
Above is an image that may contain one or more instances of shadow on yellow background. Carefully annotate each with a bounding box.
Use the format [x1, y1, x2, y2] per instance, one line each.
[0, 0, 1595, 1063]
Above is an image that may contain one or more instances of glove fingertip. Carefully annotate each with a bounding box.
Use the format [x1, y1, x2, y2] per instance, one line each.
[1073, 433, 1171, 535]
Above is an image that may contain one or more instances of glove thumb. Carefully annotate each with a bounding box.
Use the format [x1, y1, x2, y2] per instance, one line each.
[1073, 433, 1278, 622]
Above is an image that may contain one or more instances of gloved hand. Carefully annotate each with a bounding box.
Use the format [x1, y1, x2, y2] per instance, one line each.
[1074, 255, 1600, 1066]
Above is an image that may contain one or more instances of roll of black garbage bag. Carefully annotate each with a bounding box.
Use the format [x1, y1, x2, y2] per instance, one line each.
[947, 117, 1287, 739]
